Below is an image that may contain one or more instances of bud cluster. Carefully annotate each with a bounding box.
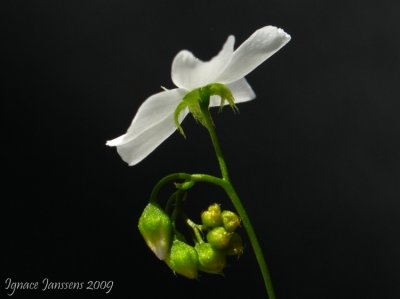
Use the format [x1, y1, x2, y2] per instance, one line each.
[138, 202, 243, 279]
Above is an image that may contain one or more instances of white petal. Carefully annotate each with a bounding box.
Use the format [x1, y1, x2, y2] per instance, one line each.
[106, 88, 188, 166]
[216, 26, 291, 84]
[227, 78, 256, 104]
[209, 78, 256, 107]
[115, 109, 188, 166]
[107, 88, 186, 146]
[171, 36, 235, 90]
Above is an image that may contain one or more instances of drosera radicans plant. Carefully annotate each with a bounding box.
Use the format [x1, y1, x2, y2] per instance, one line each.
[107, 25, 291, 299]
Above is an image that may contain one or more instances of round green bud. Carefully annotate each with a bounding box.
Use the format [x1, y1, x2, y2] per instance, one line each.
[206, 227, 232, 250]
[226, 232, 244, 256]
[201, 203, 223, 228]
[221, 210, 241, 232]
[138, 202, 172, 260]
[195, 243, 226, 274]
[166, 240, 199, 279]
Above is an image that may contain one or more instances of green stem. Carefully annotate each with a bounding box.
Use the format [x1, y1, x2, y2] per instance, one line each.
[147, 115, 276, 298]
[185, 218, 204, 244]
[149, 173, 192, 203]
[150, 172, 224, 204]
[203, 109, 276, 299]
[223, 183, 276, 299]
[201, 109, 229, 180]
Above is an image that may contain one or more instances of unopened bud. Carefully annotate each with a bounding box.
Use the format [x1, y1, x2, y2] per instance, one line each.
[166, 240, 199, 279]
[138, 202, 172, 260]
[226, 232, 244, 256]
[201, 203, 223, 228]
[221, 210, 241, 232]
[195, 243, 226, 274]
[207, 227, 232, 250]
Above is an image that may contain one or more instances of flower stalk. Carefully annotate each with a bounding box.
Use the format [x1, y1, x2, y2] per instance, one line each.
[202, 107, 276, 299]
[148, 107, 276, 298]
[108, 25, 291, 299]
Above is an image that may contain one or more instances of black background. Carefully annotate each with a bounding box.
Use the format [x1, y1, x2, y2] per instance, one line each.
[3, 0, 400, 298]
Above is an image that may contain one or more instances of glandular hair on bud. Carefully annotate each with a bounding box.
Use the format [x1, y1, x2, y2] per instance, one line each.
[226, 232, 244, 257]
[195, 243, 226, 274]
[201, 203, 223, 228]
[207, 227, 232, 250]
[138, 202, 173, 260]
[221, 210, 241, 232]
[166, 240, 199, 279]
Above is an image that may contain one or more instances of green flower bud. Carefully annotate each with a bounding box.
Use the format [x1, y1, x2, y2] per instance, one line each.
[207, 227, 232, 250]
[226, 232, 244, 256]
[221, 210, 241, 232]
[166, 240, 199, 279]
[138, 203, 172, 260]
[195, 243, 226, 274]
[201, 203, 223, 228]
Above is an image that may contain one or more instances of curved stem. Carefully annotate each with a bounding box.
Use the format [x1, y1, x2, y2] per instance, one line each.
[149, 173, 192, 203]
[223, 183, 276, 299]
[147, 121, 277, 298]
[150, 172, 225, 205]
[202, 108, 276, 299]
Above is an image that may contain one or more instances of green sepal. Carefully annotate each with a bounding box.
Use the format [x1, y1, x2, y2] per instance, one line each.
[174, 100, 189, 138]
[173, 83, 237, 137]
[202, 83, 238, 113]
[184, 88, 210, 128]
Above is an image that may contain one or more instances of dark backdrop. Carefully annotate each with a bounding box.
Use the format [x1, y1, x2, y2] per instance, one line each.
[3, 0, 400, 298]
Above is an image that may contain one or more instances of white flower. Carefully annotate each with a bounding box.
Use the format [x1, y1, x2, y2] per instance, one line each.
[107, 26, 291, 166]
